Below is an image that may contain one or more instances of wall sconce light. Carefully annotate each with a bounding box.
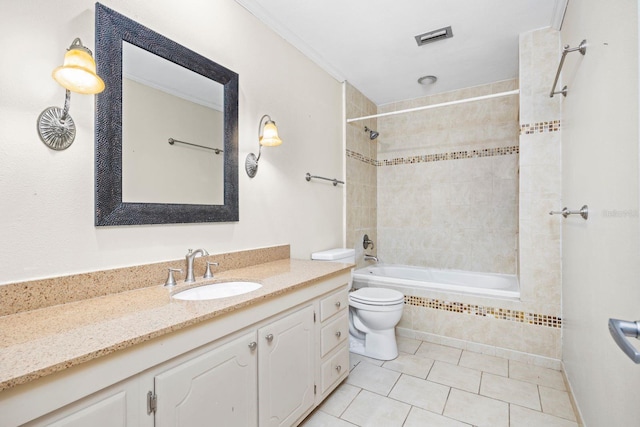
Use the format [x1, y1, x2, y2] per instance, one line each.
[245, 114, 283, 178]
[37, 38, 105, 150]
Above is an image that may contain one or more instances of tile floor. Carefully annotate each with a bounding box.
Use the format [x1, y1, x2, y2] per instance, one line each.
[300, 337, 579, 427]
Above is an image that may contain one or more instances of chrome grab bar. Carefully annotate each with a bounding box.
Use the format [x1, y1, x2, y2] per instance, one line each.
[550, 40, 587, 98]
[305, 172, 344, 186]
[609, 318, 640, 363]
[549, 205, 589, 220]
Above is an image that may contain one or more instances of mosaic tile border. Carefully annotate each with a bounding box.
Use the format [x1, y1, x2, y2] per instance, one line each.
[405, 295, 562, 329]
[346, 146, 519, 167]
[520, 120, 561, 135]
[346, 149, 377, 166]
[379, 146, 519, 166]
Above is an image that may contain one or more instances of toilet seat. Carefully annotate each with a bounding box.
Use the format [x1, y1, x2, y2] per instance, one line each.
[349, 288, 404, 306]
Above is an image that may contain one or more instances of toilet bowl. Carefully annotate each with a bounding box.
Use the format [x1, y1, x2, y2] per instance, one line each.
[310, 248, 404, 361]
[348, 287, 404, 361]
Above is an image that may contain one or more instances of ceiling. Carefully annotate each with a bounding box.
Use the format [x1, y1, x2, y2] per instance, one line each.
[235, 0, 567, 105]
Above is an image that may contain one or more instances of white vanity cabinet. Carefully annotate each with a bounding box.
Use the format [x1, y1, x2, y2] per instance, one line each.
[316, 288, 349, 400]
[5, 273, 350, 427]
[258, 305, 315, 427]
[153, 305, 315, 427]
[154, 331, 258, 427]
[23, 381, 141, 427]
[21, 375, 143, 427]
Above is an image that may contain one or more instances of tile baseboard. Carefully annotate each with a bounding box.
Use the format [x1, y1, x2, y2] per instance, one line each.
[397, 327, 562, 371]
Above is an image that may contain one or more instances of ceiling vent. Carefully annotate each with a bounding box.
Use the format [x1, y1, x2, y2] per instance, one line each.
[414, 26, 453, 46]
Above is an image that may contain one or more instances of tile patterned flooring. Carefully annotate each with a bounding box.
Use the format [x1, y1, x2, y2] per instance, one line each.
[300, 337, 579, 427]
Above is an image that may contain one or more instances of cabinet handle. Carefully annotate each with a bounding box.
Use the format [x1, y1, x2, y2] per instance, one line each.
[248, 341, 257, 351]
[335, 301, 341, 308]
[266, 334, 274, 342]
[336, 365, 342, 373]
[335, 331, 342, 338]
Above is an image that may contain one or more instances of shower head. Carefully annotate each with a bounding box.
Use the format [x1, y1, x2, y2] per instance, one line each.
[364, 126, 379, 140]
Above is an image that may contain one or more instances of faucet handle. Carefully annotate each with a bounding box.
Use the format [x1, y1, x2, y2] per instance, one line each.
[204, 262, 219, 279]
[363, 234, 375, 250]
[165, 268, 182, 287]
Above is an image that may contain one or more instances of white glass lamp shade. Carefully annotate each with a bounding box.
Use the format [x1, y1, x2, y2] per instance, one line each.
[52, 40, 105, 94]
[259, 120, 282, 147]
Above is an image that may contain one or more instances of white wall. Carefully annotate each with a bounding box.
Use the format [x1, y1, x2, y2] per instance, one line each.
[561, 0, 640, 425]
[0, 0, 344, 285]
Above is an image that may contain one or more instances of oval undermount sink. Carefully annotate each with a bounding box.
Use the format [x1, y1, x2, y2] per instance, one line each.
[172, 281, 262, 301]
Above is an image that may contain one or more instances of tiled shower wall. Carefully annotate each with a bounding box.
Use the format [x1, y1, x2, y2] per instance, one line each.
[344, 28, 563, 360]
[376, 80, 520, 274]
[517, 28, 562, 318]
[345, 83, 378, 268]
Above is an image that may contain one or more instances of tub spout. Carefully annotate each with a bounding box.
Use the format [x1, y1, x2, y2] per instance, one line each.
[364, 254, 379, 262]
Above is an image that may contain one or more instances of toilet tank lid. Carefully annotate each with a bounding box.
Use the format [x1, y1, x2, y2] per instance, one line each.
[311, 248, 355, 261]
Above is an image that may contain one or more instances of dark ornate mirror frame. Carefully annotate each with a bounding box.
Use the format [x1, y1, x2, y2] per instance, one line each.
[95, 3, 239, 226]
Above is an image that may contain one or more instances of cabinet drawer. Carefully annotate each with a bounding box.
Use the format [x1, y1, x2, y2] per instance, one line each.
[320, 346, 349, 394]
[319, 288, 348, 322]
[320, 313, 348, 357]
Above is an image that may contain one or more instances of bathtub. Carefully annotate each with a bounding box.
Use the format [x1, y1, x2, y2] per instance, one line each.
[352, 264, 519, 299]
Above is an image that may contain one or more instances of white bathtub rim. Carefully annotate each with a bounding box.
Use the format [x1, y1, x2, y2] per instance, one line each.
[360, 282, 523, 307]
[353, 264, 520, 301]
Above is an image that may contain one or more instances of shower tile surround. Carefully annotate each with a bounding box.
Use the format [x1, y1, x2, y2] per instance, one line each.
[344, 28, 562, 359]
[376, 79, 520, 275]
[346, 83, 378, 269]
[405, 296, 562, 329]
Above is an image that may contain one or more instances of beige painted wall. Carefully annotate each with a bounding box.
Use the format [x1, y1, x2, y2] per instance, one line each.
[0, 0, 344, 285]
[561, 0, 640, 424]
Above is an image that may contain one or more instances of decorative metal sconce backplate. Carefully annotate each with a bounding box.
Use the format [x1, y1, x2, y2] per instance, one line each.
[245, 152, 259, 178]
[37, 106, 76, 150]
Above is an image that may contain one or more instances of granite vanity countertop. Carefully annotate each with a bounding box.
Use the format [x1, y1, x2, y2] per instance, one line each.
[0, 259, 352, 392]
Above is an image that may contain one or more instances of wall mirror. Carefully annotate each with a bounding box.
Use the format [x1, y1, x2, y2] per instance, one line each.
[95, 3, 239, 225]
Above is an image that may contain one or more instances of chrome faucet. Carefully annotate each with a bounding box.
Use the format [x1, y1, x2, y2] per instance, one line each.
[185, 248, 209, 283]
[364, 254, 379, 262]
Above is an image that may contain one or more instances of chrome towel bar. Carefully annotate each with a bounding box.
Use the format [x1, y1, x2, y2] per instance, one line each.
[305, 173, 344, 186]
[549, 205, 589, 220]
[550, 40, 587, 98]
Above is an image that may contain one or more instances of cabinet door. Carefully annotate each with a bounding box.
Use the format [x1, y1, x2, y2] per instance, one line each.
[22, 377, 142, 427]
[154, 331, 258, 427]
[26, 391, 131, 427]
[258, 305, 315, 427]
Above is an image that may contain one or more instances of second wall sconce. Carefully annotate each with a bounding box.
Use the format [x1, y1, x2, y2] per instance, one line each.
[245, 114, 283, 178]
[37, 38, 105, 150]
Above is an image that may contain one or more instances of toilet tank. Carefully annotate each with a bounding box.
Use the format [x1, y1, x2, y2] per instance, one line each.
[311, 248, 355, 264]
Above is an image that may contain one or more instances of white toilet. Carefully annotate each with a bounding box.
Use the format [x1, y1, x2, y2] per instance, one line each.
[310, 248, 404, 361]
[348, 287, 404, 360]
